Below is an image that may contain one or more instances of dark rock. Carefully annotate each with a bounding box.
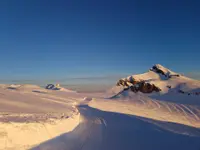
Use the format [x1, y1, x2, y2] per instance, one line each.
[152, 65, 166, 76]
[167, 85, 171, 89]
[178, 90, 185, 94]
[169, 74, 180, 78]
[117, 78, 161, 94]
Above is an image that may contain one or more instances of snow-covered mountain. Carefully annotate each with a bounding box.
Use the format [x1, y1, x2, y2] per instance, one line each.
[110, 64, 200, 97]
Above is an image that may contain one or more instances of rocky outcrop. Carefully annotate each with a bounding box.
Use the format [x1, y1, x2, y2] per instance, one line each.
[117, 79, 161, 93]
[178, 90, 200, 96]
[46, 84, 61, 90]
[150, 64, 180, 79]
[168, 74, 180, 78]
[116, 79, 130, 87]
[151, 65, 166, 76]
[137, 82, 161, 93]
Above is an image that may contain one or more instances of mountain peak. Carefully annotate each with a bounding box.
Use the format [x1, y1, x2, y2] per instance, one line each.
[150, 64, 178, 78]
[111, 64, 200, 98]
[115, 64, 183, 94]
[152, 64, 167, 70]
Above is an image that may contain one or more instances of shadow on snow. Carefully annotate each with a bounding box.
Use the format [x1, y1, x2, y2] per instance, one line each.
[31, 105, 200, 150]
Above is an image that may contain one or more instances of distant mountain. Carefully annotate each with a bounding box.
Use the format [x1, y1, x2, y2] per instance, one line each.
[109, 64, 200, 97]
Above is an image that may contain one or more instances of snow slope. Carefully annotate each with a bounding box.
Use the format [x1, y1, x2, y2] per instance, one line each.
[0, 112, 80, 150]
[0, 68, 200, 150]
[33, 98, 200, 150]
[0, 84, 82, 149]
[90, 94, 200, 128]
[109, 64, 200, 105]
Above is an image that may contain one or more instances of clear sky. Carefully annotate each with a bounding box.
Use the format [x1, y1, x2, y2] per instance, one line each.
[0, 0, 200, 90]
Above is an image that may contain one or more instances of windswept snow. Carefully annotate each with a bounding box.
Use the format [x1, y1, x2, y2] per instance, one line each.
[0, 112, 80, 150]
[89, 95, 200, 129]
[0, 84, 81, 149]
[33, 99, 200, 150]
[0, 64, 200, 150]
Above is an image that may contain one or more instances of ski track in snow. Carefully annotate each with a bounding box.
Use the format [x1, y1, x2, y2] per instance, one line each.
[32, 102, 200, 150]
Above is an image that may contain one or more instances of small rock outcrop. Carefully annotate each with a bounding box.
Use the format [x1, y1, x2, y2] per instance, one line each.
[45, 84, 61, 90]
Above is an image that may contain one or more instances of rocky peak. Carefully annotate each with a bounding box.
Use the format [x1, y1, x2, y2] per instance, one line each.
[116, 64, 181, 94]
[150, 64, 180, 78]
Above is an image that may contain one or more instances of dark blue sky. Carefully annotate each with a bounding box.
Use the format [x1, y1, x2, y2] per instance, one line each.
[0, 0, 200, 82]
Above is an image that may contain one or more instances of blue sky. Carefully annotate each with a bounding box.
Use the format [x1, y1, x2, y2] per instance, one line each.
[0, 0, 200, 89]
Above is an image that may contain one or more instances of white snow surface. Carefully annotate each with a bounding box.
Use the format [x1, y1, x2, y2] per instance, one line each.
[0, 84, 82, 149]
[33, 93, 200, 150]
[0, 67, 200, 150]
